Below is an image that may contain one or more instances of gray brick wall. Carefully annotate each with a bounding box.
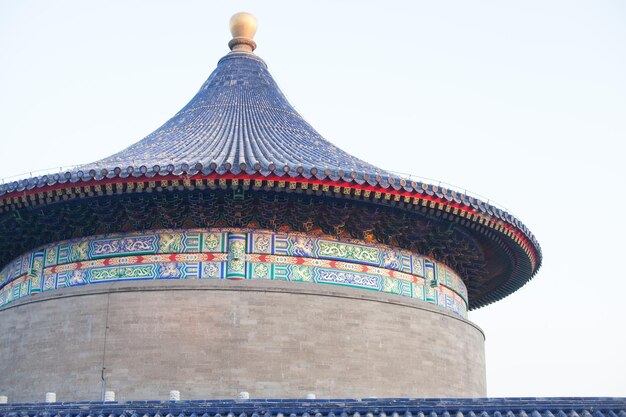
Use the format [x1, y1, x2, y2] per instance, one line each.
[0, 280, 486, 402]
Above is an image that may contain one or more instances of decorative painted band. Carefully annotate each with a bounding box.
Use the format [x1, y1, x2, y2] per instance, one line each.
[0, 228, 468, 317]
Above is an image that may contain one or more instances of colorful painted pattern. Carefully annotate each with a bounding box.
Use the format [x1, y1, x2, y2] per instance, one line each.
[0, 229, 468, 317]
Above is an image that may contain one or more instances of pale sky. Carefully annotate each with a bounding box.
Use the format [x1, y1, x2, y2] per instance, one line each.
[1, 1, 625, 398]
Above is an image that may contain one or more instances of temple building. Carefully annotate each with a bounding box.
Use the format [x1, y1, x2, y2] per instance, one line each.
[1, 12, 546, 402]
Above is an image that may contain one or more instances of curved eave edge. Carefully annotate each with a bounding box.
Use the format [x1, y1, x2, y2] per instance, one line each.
[0, 164, 541, 251]
[0, 170, 542, 265]
[471, 234, 542, 309]
[0, 171, 542, 304]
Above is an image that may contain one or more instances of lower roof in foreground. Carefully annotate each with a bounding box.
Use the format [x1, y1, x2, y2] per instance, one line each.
[1, 398, 624, 417]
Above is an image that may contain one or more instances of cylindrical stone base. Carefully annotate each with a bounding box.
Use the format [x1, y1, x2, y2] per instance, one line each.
[0, 280, 486, 402]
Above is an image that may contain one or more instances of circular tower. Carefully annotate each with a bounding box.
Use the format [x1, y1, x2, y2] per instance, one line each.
[0, 14, 541, 401]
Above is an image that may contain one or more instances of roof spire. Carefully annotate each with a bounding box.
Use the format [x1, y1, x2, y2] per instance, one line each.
[228, 12, 257, 53]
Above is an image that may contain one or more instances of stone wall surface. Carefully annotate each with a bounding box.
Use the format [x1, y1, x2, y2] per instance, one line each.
[0, 280, 486, 402]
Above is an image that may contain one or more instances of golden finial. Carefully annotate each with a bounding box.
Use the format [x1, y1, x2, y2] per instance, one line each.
[228, 12, 257, 53]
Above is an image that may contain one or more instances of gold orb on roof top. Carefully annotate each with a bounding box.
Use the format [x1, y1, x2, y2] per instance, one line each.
[230, 12, 257, 40]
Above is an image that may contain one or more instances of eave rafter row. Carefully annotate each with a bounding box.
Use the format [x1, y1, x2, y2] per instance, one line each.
[0, 173, 540, 272]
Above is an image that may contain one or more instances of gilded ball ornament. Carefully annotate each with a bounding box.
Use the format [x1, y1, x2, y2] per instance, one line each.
[229, 12, 257, 40]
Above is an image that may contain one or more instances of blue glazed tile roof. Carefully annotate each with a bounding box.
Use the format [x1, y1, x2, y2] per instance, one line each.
[0, 398, 624, 417]
[85, 52, 391, 180]
[0, 47, 543, 308]
[0, 50, 541, 254]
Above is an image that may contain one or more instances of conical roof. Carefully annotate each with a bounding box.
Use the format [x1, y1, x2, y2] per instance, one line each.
[89, 52, 389, 180]
[0, 13, 542, 309]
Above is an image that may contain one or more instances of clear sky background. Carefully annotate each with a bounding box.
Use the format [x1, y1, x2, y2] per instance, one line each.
[1, 1, 625, 398]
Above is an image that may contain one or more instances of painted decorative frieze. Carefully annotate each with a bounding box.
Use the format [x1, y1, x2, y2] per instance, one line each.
[0, 228, 468, 317]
